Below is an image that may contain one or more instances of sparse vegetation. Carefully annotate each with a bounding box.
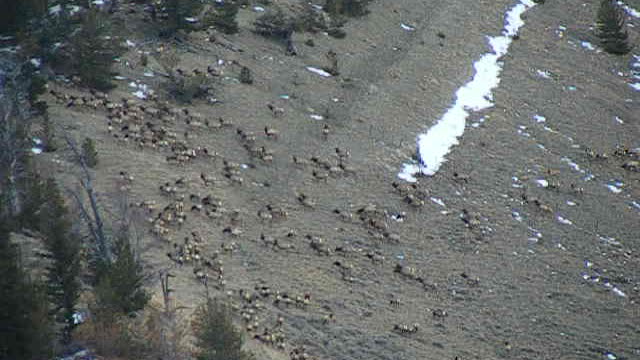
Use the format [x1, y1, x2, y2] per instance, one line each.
[597, 0, 631, 55]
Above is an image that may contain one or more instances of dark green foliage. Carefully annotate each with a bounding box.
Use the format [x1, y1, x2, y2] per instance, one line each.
[327, 28, 346, 39]
[39, 179, 81, 344]
[294, 5, 328, 33]
[193, 298, 254, 360]
[27, 73, 46, 104]
[42, 114, 57, 152]
[94, 234, 149, 316]
[324, 0, 370, 17]
[239, 66, 253, 84]
[82, 138, 98, 168]
[254, 8, 294, 38]
[65, 9, 120, 90]
[0, 218, 54, 360]
[206, 2, 239, 34]
[597, 0, 631, 55]
[0, 0, 48, 35]
[162, 0, 203, 35]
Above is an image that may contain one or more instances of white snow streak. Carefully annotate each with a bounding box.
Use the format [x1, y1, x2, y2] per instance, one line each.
[618, 1, 640, 18]
[399, 0, 536, 182]
[306, 67, 332, 77]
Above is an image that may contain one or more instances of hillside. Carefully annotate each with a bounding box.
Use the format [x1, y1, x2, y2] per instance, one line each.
[8, 0, 640, 359]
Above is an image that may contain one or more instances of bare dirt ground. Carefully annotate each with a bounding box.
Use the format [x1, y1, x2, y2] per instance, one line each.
[39, 0, 640, 359]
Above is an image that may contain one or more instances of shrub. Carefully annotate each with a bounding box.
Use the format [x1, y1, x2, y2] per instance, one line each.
[158, 51, 213, 102]
[597, 0, 631, 55]
[82, 138, 98, 168]
[324, 0, 370, 17]
[239, 66, 253, 84]
[254, 8, 294, 39]
[294, 5, 328, 33]
[193, 298, 254, 360]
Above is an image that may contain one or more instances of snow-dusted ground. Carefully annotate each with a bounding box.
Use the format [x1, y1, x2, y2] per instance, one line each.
[399, 0, 537, 182]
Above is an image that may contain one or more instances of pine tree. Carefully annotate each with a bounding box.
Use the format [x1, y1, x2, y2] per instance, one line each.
[0, 217, 54, 360]
[67, 9, 120, 90]
[597, 0, 632, 55]
[239, 66, 253, 84]
[162, 0, 203, 35]
[193, 298, 254, 360]
[94, 233, 149, 316]
[208, 2, 239, 34]
[325, 0, 370, 17]
[0, 0, 48, 35]
[39, 178, 81, 344]
[82, 138, 98, 168]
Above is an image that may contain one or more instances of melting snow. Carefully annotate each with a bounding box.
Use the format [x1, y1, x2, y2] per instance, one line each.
[49, 4, 62, 14]
[306, 67, 332, 77]
[430, 197, 446, 207]
[400, 23, 416, 31]
[398, 0, 537, 181]
[618, 1, 640, 18]
[557, 216, 573, 225]
[536, 69, 552, 79]
[606, 183, 623, 193]
[533, 114, 546, 123]
[535, 179, 549, 187]
[580, 41, 595, 51]
[30, 58, 41, 68]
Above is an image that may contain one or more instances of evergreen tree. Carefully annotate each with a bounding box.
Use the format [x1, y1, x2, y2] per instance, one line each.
[0, 0, 48, 35]
[82, 138, 98, 168]
[42, 113, 57, 152]
[325, 0, 370, 17]
[239, 66, 253, 84]
[193, 298, 254, 360]
[0, 217, 54, 360]
[208, 1, 239, 34]
[66, 9, 120, 90]
[94, 233, 149, 316]
[162, 0, 203, 35]
[597, 0, 632, 55]
[39, 178, 81, 344]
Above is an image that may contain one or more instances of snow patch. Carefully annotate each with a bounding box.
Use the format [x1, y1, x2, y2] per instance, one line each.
[398, 0, 537, 181]
[580, 41, 595, 51]
[535, 179, 549, 187]
[557, 216, 573, 225]
[306, 66, 332, 77]
[400, 23, 416, 31]
[617, 1, 640, 18]
[533, 114, 546, 123]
